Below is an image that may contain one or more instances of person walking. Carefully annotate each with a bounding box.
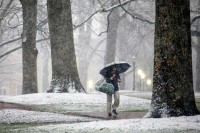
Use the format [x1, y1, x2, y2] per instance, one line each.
[105, 66, 121, 117]
[99, 61, 131, 117]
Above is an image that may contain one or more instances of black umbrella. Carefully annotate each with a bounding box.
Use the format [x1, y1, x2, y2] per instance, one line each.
[100, 61, 131, 77]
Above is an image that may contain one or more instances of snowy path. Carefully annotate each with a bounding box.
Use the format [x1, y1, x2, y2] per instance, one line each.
[0, 92, 200, 133]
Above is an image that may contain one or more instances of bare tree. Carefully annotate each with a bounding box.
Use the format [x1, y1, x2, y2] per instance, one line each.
[20, 0, 38, 94]
[47, 0, 85, 93]
[146, 0, 199, 118]
[195, 1, 200, 92]
[104, 1, 121, 65]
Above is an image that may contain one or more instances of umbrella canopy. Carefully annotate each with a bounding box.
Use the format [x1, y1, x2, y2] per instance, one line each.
[100, 61, 131, 77]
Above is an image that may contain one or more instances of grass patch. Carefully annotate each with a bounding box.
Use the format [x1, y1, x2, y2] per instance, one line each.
[0, 123, 50, 133]
[0, 120, 89, 133]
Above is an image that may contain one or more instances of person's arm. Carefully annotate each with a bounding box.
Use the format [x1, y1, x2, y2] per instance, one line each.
[110, 74, 116, 80]
[105, 76, 111, 83]
[117, 73, 121, 83]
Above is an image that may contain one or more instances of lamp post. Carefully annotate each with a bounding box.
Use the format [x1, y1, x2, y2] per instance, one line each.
[132, 56, 136, 91]
[137, 69, 142, 91]
[141, 73, 146, 91]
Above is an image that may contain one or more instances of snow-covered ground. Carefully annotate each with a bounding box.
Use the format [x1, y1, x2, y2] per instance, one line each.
[0, 92, 200, 133]
[0, 92, 150, 113]
[119, 91, 153, 99]
[119, 91, 200, 100]
[0, 109, 100, 124]
[11, 115, 200, 133]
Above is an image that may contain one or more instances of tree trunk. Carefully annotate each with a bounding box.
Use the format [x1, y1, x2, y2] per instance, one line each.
[120, 73, 125, 90]
[104, 8, 120, 65]
[77, 1, 93, 89]
[20, 0, 38, 94]
[42, 55, 49, 92]
[146, 0, 199, 118]
[47, 0, 85, 93]
[195, 1, 200, 92]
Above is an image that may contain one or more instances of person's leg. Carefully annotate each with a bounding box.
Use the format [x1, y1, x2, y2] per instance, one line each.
[107, 94, 112, 116]
[112, 91, 120, 114]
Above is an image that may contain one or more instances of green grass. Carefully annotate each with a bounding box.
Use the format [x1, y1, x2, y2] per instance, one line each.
[0, 123, 49, 133]
[0, 121, 87, 133]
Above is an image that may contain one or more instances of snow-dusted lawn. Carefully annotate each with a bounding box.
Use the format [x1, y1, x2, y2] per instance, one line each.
[0, 92, 150, 113]
[0, 92, 200, 133]
[120, 91, 200, 100]
[0, 109, 100, 124]
[6, 115, 200, 133]
[119, 91, 153, 99]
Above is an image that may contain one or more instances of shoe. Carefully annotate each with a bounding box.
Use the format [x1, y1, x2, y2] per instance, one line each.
[108, 113, 112, 117]
[112, 109, 118, 115]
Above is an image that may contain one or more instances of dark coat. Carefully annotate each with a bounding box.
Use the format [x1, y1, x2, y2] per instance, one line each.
[105, 72, 120, 91]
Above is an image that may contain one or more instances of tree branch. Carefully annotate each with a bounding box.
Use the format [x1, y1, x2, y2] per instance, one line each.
[0, 0, 14, 23]
[101, 0, 135, 12]
[0, 46, 22, 59]
[97, 10, 112, 36]
[0, 37, 50, 59]
[118, 0, 154, 24]
[0, 18, 49, 49]
[0, 37, 21, 49]
[73, 0, 134, 30]
[0, 0, 4, 8]
[191, 15, 200, 24]
[73, 10, 99, 30]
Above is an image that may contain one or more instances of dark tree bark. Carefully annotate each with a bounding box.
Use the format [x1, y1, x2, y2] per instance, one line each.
[47, 0, 85, 93]
[146, 0, 199, 118]
[20, 0, 38, 94]
[195, 1, 200, 92]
